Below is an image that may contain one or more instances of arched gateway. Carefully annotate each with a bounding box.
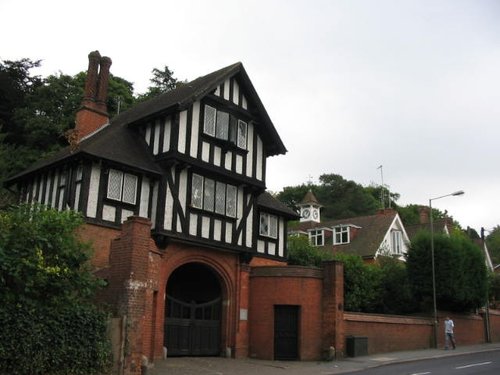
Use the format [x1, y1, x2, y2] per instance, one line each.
[164, 263, 223, 356]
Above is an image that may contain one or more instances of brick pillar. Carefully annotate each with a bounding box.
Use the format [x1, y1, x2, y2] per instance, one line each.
[322, 260, 345, 359]
[108, 216, 152, 375]
[234, 263, 250, 358]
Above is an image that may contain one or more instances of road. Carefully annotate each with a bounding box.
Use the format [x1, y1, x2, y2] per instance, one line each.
[349, 349, 500, 375]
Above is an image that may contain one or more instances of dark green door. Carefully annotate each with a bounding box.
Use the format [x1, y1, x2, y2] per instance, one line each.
[274, 305, 299, 360]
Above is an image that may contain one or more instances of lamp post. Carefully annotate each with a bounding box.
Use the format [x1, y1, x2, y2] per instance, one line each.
[429, 190, 464, 348]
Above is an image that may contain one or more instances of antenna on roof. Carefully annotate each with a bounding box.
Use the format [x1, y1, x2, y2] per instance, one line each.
[377, 165, 385, 209]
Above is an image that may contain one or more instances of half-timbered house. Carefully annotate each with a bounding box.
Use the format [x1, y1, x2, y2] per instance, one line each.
[7, 52, 351, 372]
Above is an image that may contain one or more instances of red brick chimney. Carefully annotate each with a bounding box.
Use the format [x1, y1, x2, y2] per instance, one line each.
[70, 51, 112, 146]
[418, 206, 430, 224]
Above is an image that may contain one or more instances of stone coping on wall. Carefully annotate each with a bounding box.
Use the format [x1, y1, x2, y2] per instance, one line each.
[250, 265, 323, 278]
[344, 312, 433, 326]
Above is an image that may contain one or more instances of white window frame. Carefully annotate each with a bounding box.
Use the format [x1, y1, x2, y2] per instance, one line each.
[107, 169, 138, 205]
[333, 226, 350, 244]
[260, 213, 278, 239]
[309, 229, 324, 246]
[391, 230, 403, 255]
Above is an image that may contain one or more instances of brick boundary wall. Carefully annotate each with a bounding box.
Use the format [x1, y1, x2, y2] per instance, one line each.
[344, 309, 500, 355]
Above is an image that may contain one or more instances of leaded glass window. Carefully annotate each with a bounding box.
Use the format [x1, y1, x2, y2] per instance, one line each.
[215, 182, 226, 214]
[107, 169, 123, 201]
[191, 174, 238, 218]
[191, 174, 203, 208]
[237, 120, 247, 149]
[203, 178, 215, 211]
[107, 169, 138, 205]
[203, 105, 216, 136]
[260, 213, 278, 238]
[226, 185, 237, 217]
[215, 111, 229, 140]
[122, 174, 138, 204]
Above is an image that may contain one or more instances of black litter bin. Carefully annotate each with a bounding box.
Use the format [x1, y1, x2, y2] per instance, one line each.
[346, 336, 368, 357]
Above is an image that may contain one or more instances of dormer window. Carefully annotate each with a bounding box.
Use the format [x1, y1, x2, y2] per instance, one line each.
[107, 169, 138, 205]
[259, 213, 278, 238]
[203, 104, 247, 149]
[333, 225, 350, 245]
[309, 229, 324, 246]
[391, 230, 403, 255]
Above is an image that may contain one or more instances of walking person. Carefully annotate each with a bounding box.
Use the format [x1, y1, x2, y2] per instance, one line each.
[444, 317, 456, 350]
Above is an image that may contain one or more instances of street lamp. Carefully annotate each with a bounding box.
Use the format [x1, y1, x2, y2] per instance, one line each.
[429, 190, 464, 348]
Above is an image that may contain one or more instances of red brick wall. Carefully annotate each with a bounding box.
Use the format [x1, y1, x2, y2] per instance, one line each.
[344, 310, 500, 355]
[249, 266, 324, 360]
[344, 313, 433, 354]
[487, 309, 500, 342]
[77, 223, 120, 269]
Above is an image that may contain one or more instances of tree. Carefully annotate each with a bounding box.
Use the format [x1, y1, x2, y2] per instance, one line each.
[0, 58, 136, 207]
[287, 235, 334, 267]
[486, 225, 500, 265]
[406, 231, 488, 312]
[276, 174, 381, 221]
[0, 204, 110, 374]
[0, 58, 43, 144]
[137, 65, 180, 101]
[377, 256, 417, 314]
[333, 253, 382, 312]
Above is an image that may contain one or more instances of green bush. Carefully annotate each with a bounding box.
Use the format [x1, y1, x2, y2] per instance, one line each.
[377, 256, 417, 314]
[0, 204, 111, 375]
[333, 253, 382, 312]
[287, 235, 334, 267]
[407, 231, 488, 312]
[0, 303, 110, 375]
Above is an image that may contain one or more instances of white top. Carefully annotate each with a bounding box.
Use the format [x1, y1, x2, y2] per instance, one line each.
[444, 319, 454, 334]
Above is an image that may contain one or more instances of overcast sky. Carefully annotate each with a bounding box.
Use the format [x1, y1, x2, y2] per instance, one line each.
[2, 0, 499, 232]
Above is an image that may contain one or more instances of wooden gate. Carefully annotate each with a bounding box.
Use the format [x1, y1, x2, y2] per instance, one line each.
[165, 295, 221, 356]
[274, 305, 299, 360]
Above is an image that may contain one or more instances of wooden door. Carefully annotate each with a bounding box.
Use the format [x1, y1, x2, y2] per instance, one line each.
[274, 305, 299, 360]
[165, 295, 221, 356]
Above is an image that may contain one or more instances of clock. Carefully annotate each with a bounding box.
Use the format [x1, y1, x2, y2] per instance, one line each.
[312, 210, 319, 220]
[302, 208, 310, 219]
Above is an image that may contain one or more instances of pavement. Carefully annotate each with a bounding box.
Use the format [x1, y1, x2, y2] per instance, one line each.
[147, 342, 500, 374]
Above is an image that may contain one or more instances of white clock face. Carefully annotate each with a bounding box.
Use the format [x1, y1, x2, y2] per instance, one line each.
[312, 210, 319, 219]
[302, 208, 310, 218]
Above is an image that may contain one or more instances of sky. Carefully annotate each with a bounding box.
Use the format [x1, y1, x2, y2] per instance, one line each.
[2, 0, 499, 233]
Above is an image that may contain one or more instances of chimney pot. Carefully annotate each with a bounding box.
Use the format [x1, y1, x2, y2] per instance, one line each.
[96, 56, 112, 112]
[73, 51, 111, 144]
[83, 51, 101, 103]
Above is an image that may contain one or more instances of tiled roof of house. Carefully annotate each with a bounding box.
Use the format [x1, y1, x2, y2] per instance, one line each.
[295, 210, 399, 259]
[258, 192, 300, 219]
[405, 219, 451, 240]
[7, 119, 163, 182]
[7, 62, 286, 183]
